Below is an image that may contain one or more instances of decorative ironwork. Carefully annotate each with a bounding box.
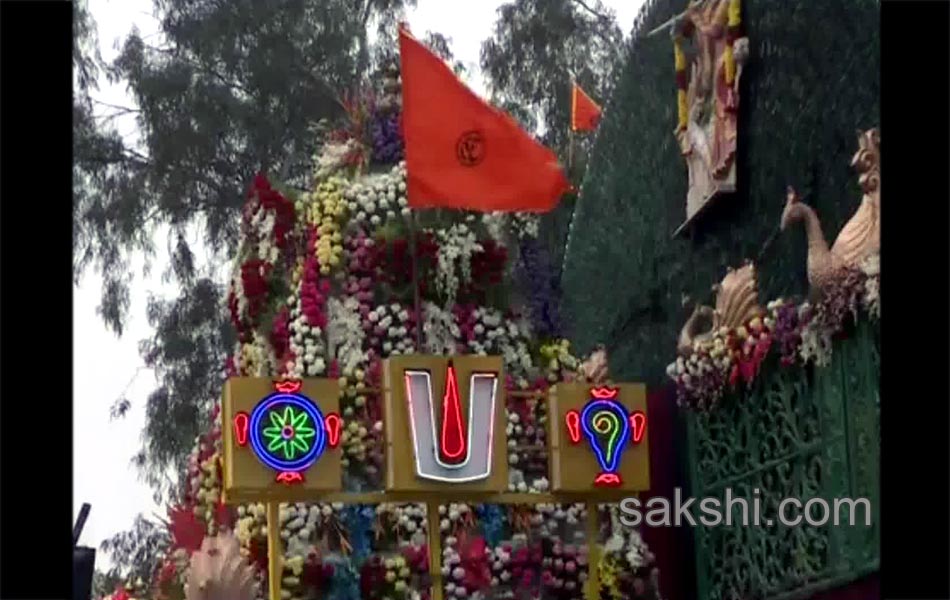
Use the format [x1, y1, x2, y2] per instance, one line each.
[687, 320, 879, 599]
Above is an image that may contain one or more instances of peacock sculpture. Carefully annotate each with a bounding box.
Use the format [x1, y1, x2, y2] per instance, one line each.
[184, 533, 258, 600]
[678, 261, 764, 354]
[780, 128, 881, 295]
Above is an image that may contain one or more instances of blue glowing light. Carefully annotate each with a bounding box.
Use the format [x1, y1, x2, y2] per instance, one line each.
[580, 397, 631, 474]
[249, 392, 326, 473]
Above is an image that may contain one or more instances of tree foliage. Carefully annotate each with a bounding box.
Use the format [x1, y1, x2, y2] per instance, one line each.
[479, 0, 624, 153]
[98, 515, 170, 588]
[74, 0, 424, 485]
[74, 0, 419, 336]
[478, 0, 626, 299]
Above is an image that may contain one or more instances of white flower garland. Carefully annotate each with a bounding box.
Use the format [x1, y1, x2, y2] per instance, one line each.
[465, 308, 535, 380]
[344, 162, 410, 229]
[235, 331, 277, 377]
[435, 223, 483, 304]
[313, 139, 359, 181]
[421, 302, 460, 355]
[287, 294, 327, 378]
[861, 254, 880, 319]
[510, 212, 540, 239]
[481, 212, 509, 243]
[327, 296, 366, 373]
[368, 303, 415, 357]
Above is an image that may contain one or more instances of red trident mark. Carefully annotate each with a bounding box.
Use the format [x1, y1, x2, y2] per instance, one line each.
[565, 410, 581, 444]
[629, 411, 647, 444]
[324, 413, 342, 448]
[233, 412, 249, 446]
[439, 362, 467, 463]
[274, 380, 302, 393]
[276, 471, 304, 484]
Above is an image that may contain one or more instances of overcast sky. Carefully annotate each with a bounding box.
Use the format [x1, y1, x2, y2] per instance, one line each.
[73, 0, 646, 569]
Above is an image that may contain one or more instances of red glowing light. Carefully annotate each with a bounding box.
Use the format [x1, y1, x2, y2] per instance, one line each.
[274, 380, 302, 393]
[594, 472, 622, 487]
[590, 386, 619, 399]
[233, 412, 249, 446]
[439, 363, 468, 463]
[276, 471, 304, 484]
[324, 413, 342, 448]
[565, 410, 581, 444]
[630, 411, 647, 444]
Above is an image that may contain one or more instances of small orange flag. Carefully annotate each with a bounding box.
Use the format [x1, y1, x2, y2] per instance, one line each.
[571, 83, 602, 132]
[399, 26, 570, 213]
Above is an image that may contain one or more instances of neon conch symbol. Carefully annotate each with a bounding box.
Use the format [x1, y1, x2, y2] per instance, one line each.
[565, 387, 646, 487]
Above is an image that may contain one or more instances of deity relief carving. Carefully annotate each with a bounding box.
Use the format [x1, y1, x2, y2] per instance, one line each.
[672, 0, 749, 234]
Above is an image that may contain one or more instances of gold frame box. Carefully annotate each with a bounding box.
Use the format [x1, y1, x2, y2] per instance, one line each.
[383, 355, 508, 493]
[547, 382, 650, 493]
[222, 378, 342, 503]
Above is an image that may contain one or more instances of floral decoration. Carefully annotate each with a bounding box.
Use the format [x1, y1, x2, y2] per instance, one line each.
[668, 254, 880, 410]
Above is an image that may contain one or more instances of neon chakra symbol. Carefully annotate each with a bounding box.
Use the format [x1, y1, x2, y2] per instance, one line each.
[565, 387, 647, 487]
[262, 406, 317, 460]
[236, 380, 341, 484]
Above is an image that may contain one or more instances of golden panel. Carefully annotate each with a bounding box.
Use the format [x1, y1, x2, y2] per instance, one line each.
[547, 382, 650, 493]
[222, 378, 342, 503]
[383, 355, 508, 493]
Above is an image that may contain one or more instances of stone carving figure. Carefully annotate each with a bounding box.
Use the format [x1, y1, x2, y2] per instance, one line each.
[675, 0, 749, 223]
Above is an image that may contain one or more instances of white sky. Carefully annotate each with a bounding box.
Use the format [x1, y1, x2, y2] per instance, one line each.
[73, 0, 645, 570]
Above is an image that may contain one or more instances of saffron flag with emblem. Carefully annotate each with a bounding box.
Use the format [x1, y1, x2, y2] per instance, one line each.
[571, 83, 602, 132]
[398, 26, 570, 212]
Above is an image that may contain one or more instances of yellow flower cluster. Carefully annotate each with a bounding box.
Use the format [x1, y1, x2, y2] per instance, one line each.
[305, 177, 348, 275]
[235, 503, 267, 554]
[116, 578, 149, 600]
[540, 339, 579, 382]
[194, 453, 223, 535]
[384, 555, 411, 592]
[291, 255, 305, 289]
[598, 554, 623, 600]
[724, 0, 742, 84]
[238, 340, 267, 376]
[338, 369, 370, 468]
[673, 39, 688, 131]
[728, 0, 741, 27]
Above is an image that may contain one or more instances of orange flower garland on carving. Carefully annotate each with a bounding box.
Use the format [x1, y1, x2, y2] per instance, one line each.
[724, 0, 742, 85]
[673, 37, 688, 131]
[672, 0, 742, 130]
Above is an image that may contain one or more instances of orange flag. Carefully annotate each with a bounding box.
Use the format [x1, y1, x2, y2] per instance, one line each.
[399, 26, 570, 213]
[571, 83, 602, 132]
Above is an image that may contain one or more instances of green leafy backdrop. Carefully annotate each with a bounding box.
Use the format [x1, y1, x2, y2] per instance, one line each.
[560, 0, 880, 386]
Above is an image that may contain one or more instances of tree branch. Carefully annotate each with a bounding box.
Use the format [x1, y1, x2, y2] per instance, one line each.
[571, 0, 612, 22]
[92, 99, 142, 114]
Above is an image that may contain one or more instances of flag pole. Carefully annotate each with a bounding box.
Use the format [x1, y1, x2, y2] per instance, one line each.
[560, 82, 608, 282]
[568, 129, 575, 177]
[409, 209, 423, 351]
[568, 75, 577, 178]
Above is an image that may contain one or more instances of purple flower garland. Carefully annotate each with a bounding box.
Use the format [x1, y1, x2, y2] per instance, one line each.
[369, 110, 404, 165]
[515, 237, 562, 340]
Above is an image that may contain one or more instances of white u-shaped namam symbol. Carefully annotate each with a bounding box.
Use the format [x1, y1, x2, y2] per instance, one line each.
[403, 366, 498, 483]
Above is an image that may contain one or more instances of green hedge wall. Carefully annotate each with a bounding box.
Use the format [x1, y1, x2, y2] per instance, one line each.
[560, 0, 880, 386]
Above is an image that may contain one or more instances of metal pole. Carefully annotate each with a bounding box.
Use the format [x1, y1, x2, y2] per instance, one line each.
[267, 502, 282, 600]
[584, 502, 600, 600]
[73, 503, 92, 547]
[409, 210, 423, 351]
[426, 501, 444, 600]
